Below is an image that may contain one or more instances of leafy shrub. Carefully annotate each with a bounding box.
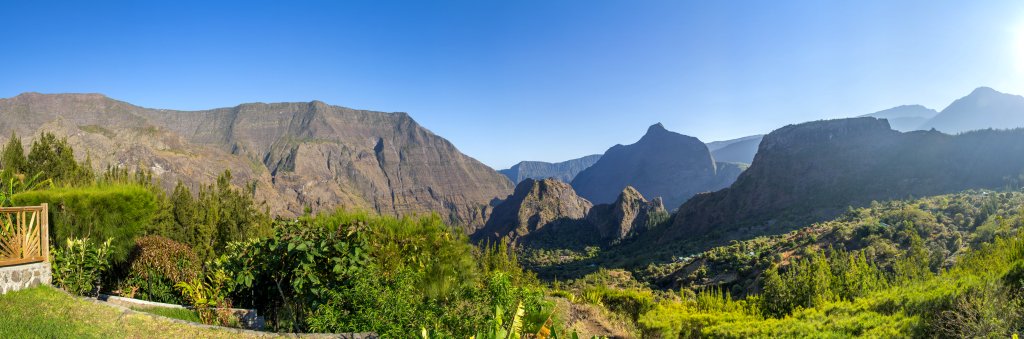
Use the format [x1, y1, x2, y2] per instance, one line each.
[175, 268, 237, 327]
[51, 237, 113, 296]
[14, 184, 158, 262]
[218, 210, 549, 336]
[120, 235, 200, 304]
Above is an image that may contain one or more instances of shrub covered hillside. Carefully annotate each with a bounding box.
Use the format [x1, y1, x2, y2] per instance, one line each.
[535, 190, 1024, 337]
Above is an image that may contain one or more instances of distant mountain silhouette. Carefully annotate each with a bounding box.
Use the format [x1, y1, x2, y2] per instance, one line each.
[707, 135, 763, 164]
[860, 105, 937, 132]
[499, 154, 601, 184]
[570, 123, 740, 210]
[919, 87, 1024, 133]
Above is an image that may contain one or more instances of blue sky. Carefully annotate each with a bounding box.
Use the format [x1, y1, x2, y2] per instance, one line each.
[3, 1, 1024, 169]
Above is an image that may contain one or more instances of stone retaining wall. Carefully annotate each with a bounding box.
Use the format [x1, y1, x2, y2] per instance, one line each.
[0, 262, 51, 294]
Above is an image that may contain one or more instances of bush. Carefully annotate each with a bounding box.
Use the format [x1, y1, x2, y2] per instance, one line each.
[14, 184, 158, 262]
[120, 236, 201, 304]
[51, 237, 113, 296]
[218, 210, 549, 335]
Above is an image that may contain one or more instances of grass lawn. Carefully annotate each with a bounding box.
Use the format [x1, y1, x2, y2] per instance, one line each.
[129, 305, 202, 323]
[0, 286, 275, 338]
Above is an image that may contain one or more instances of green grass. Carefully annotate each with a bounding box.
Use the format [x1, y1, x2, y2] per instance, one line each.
[130, 306, 202, 323]
[0, 286, 274, 338]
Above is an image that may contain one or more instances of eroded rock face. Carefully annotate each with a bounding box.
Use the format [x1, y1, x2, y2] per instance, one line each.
[477, 180, 666, 247]
[587, 186, 667, 241]
[571, 123, 739, 211]
[475, 178, 593, 244]
[0, 93, 513, 233]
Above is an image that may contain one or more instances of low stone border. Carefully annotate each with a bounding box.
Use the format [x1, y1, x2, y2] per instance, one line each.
[0, 262, 51, 294]
[99, 294, 265, 330]
[55, 288, 378, 338]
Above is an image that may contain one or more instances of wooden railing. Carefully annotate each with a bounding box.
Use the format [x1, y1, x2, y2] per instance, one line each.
[0, 204, 49, 267]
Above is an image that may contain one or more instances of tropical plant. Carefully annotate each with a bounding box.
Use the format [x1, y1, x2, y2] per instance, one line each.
[175, 268, 236, 326]
[0, 172, 51, 207]
[51, 237, 113, 296]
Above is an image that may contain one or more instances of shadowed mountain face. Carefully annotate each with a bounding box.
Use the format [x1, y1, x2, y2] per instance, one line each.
[499, 154, 601, 184]
[919, 87, 1024, 133]
[474, 178, 593, 245]
[571, 123, 740, 210]
[474, 178, 666, 247]
[861, 105, 937, 132]
[0, 93, 513, 233]
[707, 135, 763, 164]
[663, 117, 1024, 243]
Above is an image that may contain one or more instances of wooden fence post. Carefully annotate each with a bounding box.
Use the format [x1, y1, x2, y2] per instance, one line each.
[40, 203, 49, 262]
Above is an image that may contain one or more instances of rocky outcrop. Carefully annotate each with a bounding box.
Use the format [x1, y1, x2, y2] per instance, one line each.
[476, 179, 668, 247]
[0, 93, 513, 233]
[475, 178, 594, 245]
[500, 154, 601, 184]
[663, 116, 1024, 243]
[571, 123, 740, 210]
[586, 186, 667, 242]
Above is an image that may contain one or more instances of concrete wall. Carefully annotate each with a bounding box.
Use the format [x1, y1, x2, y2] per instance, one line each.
[0, 262, 51, 294]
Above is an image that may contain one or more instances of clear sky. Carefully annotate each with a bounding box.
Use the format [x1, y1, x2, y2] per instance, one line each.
[3, 1, 1024, 169]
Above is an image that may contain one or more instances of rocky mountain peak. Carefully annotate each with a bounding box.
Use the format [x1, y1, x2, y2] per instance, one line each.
[474, 178, 593, 244]
[572, 124, 738, 209]
[647, 122, 668, 134]
[587, 185, 667, 242]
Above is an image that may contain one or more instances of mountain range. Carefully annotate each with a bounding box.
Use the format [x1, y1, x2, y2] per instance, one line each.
[706, 134, 763, 164]
[662, 116, 1024, 246]
[499, 155, 601, 184]
[6, 86, 1024, 245]
[0, 93, 512, 234]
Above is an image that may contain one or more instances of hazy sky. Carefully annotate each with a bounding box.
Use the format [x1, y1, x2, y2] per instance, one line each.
[3, 1, 1024, 169]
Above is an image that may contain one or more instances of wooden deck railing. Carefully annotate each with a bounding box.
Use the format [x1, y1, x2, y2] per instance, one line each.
[0, 204, 49, 267]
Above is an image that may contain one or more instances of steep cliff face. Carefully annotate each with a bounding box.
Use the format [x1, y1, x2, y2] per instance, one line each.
[0, 93, 513, 233]
[586, 186, 667, 242]
[499, 154, 601, 184]
[571, 123, 739, 210]
[476, 179, 666, 247]
[665, 117, 1024, 242]
[475, 178, 594, 245]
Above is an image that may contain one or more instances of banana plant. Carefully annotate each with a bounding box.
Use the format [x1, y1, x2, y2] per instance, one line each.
[0, 171, 52, 207]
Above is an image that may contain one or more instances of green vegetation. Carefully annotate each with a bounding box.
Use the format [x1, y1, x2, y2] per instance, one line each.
[18, 127, 1024, 337]
[130, 306, 202, 323]
[0, 130, 572, 337]
[527, 190, 1024, 337]
[120, 236, 201, 304]
[51, 238, 113, 296]
[15, 185, 158, 261]
[215, 210, 551, 336]
[0, 286, 273, 338]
